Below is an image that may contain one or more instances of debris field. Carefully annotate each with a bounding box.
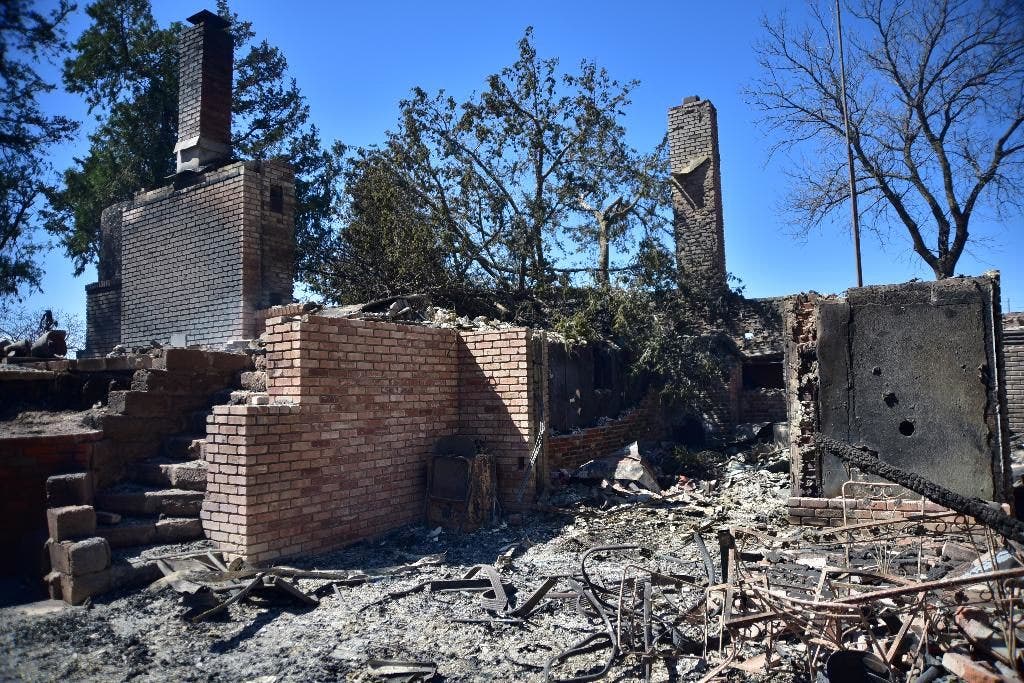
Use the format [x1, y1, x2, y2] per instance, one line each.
[2, 439, 1022, 682]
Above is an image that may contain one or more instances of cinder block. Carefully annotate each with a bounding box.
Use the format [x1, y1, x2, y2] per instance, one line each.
[58, 568, 111, 605]
[45, 473, 94, 507]
[46, 505, 96, 542]
[48, 537, 111, 576]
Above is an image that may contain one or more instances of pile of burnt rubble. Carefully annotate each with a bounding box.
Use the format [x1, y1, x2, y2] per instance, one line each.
[5, 435, 1009, 682]
[1, 424, 1022, 681]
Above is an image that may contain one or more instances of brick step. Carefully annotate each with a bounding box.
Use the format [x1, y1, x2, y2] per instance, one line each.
[163, 433, 206, 460]
[96, 516, 204, 549]
[95, 486, 204, 517]
[131, 368, 245, 396]
[107, 390, 211, 418]
[126, 458, 207, 491]
[46, 536, 215, 604]
[151, 348, 252, 374]
[100, 414, 184, 440]
[109, 539, 216, 591]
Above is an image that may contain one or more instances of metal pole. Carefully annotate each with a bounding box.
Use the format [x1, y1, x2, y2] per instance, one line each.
[834, 0, 864, 287]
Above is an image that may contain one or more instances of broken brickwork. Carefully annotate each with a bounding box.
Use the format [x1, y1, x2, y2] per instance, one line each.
[82, 203, 126, 357]
[783, 293, 822, 498]
[1005, 311, 1024, 436]
[202, 316, 545, 564]
[547, 394, 666, 471]
[0, 433, 105, 579]
[668, 97, 726, 293]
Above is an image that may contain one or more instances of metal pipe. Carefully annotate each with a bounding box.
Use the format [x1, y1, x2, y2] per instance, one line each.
[834, 0, 864, 287]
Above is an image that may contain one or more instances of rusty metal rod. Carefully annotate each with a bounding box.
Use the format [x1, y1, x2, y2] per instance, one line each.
[815, 434, 1024, 544]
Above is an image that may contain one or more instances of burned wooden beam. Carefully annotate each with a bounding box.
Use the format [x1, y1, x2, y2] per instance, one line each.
[815, 434, 1024, 544]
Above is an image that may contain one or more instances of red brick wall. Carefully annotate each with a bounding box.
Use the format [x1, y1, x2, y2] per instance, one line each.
[787, 495, 951, 527]
[203, 316, 459, 563]
[458, 329, 538, 510]
[0, 433, 106, 575]
[548, 394, 664, 471]
[739, 387, 787, 424]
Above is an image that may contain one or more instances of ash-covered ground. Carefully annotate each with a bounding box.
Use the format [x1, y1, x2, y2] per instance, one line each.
[0, 447, 797, 683]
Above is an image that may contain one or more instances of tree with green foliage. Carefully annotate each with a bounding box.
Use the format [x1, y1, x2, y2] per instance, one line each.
[302, 146, 465, 305]
[47, 0, 335, 282]
[318, 28, 666, 314]
[0, 0, 78, 299]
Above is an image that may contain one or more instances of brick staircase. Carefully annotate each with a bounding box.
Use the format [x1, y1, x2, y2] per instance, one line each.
[43, 349, 262, 604]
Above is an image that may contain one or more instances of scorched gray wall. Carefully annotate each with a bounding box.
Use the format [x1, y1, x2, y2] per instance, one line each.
[816, 276, 1010, 501]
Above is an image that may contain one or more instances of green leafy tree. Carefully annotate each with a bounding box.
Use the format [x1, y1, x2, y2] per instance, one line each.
[749, 0, 1024, 279]
[363, 28, 660, 307]
[48, 0, 334, 281]
[302, 146, 462, 304]
[0, 0, 78, 299]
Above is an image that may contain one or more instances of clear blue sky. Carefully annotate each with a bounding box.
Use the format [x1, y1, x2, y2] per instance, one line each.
[25, 0, 1024, 328]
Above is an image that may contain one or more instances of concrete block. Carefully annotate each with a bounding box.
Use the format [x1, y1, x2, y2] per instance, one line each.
[45, 472, 94, 507]
[46, 505, 96, 542]
[48, 537, 111, 576]
[59, 568, 111, 605]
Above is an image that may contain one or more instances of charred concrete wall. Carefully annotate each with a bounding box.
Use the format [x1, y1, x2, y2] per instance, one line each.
[1005, 312, 1024, 437]
[786, 276, 1011, 505]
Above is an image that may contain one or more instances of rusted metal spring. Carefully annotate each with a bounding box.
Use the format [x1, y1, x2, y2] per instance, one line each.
[815, 434, 1024, 544]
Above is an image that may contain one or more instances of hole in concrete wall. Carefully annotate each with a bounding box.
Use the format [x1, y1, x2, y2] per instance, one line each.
[269, 185, 283, 213]
[883, 392, 898, 408]
[899, 420, 915, 436]
[871, 366, 882, 376]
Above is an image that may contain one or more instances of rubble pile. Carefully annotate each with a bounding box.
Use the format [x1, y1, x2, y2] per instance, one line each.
[1, 438, 1021, 681]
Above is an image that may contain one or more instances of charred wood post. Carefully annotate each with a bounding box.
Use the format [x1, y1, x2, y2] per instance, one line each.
[815, 434, 1024, 544]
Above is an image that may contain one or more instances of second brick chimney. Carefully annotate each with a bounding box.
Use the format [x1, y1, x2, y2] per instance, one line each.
[174, 9, 233, 173]
[668, 96, 726, 293]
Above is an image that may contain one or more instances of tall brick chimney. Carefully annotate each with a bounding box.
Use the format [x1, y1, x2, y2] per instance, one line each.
[174, 9, 232, 173]
[668, 96, 726, 293]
